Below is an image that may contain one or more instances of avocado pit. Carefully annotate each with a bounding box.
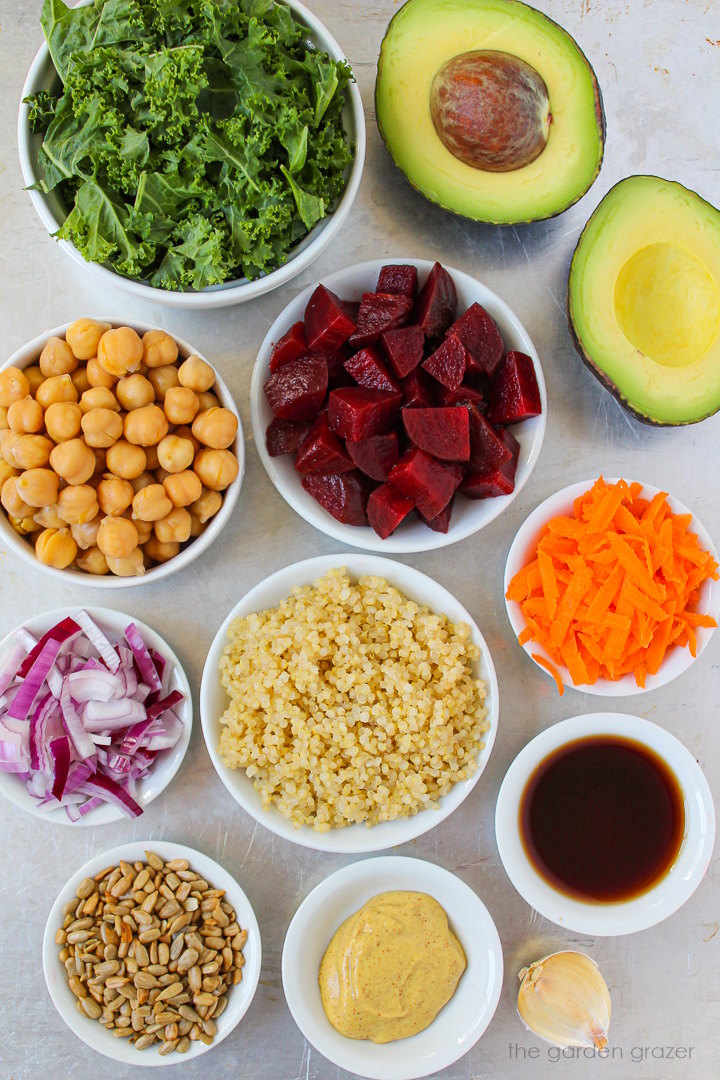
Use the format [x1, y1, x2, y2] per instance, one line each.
[430, 50, 551, 172]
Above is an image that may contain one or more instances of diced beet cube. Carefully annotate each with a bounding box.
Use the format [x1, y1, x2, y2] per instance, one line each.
[265, 417, 312, 457]
[348, 293, 413, 348]
[376, 264, 419, 298]
[421, 497, 455, 533]
[389, 448, 462, 520]
[302, 471, 371, 526]
[467, 409, 514, 472]
[304, 285, 357, 352]
[294, 414, 354, 476]
[269, 322, 308, 372]
[344, 346, 400, 393]
[381, 325, 425, 378]
[446, 303, 504, 377]
[346, 432, 399, 482]
[402, 407, 470, 461]
[486, 351, 542, 424]
[498, 425, 521, 459]
[401, 368, 436, 409]
[328, 387, 402, 441]
[263, 356, 328, 421]
[438, 385, 486, 410]
[461, 431, 519, 498]
[422, 333, 468, 391]
[367, 483, 415, 539]
[324, 351, 353, 389]
[416, 262, 457, 338]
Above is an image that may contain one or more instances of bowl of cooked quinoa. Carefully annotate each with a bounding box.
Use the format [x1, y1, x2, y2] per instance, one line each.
[199, 554, 499, 852]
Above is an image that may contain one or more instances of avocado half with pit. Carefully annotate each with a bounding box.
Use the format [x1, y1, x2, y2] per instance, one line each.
[569, 176, 720, 426]
[375, 0, 605, 224]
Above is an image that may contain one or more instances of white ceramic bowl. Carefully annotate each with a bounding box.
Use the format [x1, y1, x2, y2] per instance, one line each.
[282, 855, 503, 1080]
[200, 553, 499, 853]
[18, 0, 365, 310]
[43, 839, 262, 1065]
[250, 257, 546, 552]
[495, 712, 715, 936]
[0, 606, 192, 825]
[0, 318, 244, 588]
[504, 478, 720, 696]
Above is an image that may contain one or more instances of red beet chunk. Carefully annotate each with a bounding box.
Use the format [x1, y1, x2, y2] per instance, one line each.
[447, 303, 504, 377]
[324, 351, 353, 389]
[438, 385, 485, 409]
[263, 356, 328, 421]
[367, 483, 414, 539]
[344, 346, 400, 393]
[422, 333, 468, 390]
[304, 285, 357, 352]
[328, 387, 402, 441]
[265, 417, 312, 457]
[269, 322, 308, 372]
[467, 408, 514, 471]
[401, 368, 436, 409]
[461, 432, 520, 498]
[381, 325, 425, 378]
[348, 293, 413, 348]
[486, 351, 542, 424]
[421, 497, 455, 533]
[376, 264, 419, 298]
[346, 432, 399, 482]
[403, 407, 470, 461]
[295, 414, 354, 476]
[416, 262, 457, 338]
[389, 448, 462, 520]
[302, 471, 371, 526]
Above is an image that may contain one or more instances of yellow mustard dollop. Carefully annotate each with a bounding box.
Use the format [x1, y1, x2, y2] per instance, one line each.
[318, 890, 466, 1043]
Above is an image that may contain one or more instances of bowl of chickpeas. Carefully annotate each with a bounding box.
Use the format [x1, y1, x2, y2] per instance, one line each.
[0, 319, 244, 587]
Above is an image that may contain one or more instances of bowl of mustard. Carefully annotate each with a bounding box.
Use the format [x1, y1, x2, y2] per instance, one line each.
[281, 856, 504, 1080]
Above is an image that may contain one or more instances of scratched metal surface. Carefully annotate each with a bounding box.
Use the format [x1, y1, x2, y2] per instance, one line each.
[1, 1, 719, 1077]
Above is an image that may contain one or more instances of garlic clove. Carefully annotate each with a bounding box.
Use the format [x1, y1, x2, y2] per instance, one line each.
[517, 950, 611, 1049]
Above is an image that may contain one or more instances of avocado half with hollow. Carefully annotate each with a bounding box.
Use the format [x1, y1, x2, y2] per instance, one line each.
[568, 176, 720, 426]
[375, 0, 605, 224]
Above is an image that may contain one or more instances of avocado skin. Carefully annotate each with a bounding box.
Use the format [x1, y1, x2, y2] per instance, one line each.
[375, 0, 606, 225]
[567, 174, 720, 428]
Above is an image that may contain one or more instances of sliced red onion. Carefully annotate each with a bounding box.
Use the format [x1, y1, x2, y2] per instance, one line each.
[60, 681, 97, 761]
[66, 796, 103, 822]
[145, 690, 184, 724]
[50, 736, 71, 800]
[73, 610, 121, 673]
[83, 699, 146, 730]
[77, 775, 143, 818]
[124, 623, 163, 692]
[9, 638, 65, 721]
[0, 740, 29, 773]
[17, 618, 79, 678]
[66, 668, 121, 702]
[0, 640, 27, 697]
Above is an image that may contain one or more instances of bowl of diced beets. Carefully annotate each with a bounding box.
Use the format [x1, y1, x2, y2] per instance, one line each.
[250, 259, 546, 551]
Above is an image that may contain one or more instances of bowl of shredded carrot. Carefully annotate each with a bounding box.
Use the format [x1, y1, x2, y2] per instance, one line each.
[504, 477, 720, 696]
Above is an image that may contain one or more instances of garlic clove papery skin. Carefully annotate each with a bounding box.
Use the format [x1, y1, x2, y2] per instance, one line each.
[517, 950, 611, 1050]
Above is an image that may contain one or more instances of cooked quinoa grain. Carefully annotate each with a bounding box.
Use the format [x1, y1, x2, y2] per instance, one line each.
[217, 568, 489, 830]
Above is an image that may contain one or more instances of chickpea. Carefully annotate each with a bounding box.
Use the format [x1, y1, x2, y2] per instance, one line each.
[131, 516, 153, 544]
[57, 484, 98, 525]
[49, 439, 96, 485]
[156, 435, 193, 474]
[170, 426, 199, 454]
[77, 546, 109, 575]
[105, 441, 146, 480]
[0, 367, 30, 407]
[79, 386, 120, 414]
[7, 397, 44, 434]
[13, 434, 53, 470]
[97, 515, 138, 560]
[35, 527, 77, 569]
[163, 386, 199, 425]
[116, 373, 154, 412]
[196, 390, 221, 413]
[16, 468, 59, 508]
[154, 506, 191, 544]
[189, 487, 223, 523]
[163, 470, 202, 508]
[193, 449, 238, 491]
[142, 330, 179, 369]
[0, 460, 18, 487]
[66, 319, 111, 361]
[97, 475, 134, 516]
[178, 354, 215, 393]
[71, 367, 91, 396]
[97, 326, 143, 378]
[45, 401, 82, 442]
[39, 336, 78, 377]
[131, 470, 155, 493]
[188, 510, 206, 538]
[148, 364, 179, 402]
[36, 373, 78, 409]
[24, 366, 45, 397]
[81, 408, 123, 449]
[0, 430, 24, 467]
[192, 407, 238, 450]
[123, 404, 168, 447]
[144, 536, 180, 563]
[1, 476, 34, 517]
[71, 514, 102, 549]
[86, 356, 117, 389]
[131, 483, 172, 522]
[10, 514, 39, 536]
[34, 504, 64, 530]
[107, 550, 145, 577]
[0, 406, 7, 430]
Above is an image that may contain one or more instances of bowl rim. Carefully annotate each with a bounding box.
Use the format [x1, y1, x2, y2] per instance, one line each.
[281, 854, 504, 1080]
[249, 256, 547, 552]
[199, 552, 499, 853]
[503, 477, 720, 696]
[0, 605, 193, 826]
[42, 838, 262, 1065]
[17, 0, 366, 309]
[0, 317, 244, 588]
[494, 711, 716, 936]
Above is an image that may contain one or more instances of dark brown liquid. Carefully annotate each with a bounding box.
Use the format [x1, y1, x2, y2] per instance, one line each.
[520, 736, 685, 903]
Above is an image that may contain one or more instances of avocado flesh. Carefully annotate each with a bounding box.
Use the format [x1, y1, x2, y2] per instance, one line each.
[568, 176, 720, 425]
[375, 0, 604, 223]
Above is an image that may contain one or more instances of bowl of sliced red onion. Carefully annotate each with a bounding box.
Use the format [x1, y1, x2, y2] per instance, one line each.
[0, 606, 191, 824]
